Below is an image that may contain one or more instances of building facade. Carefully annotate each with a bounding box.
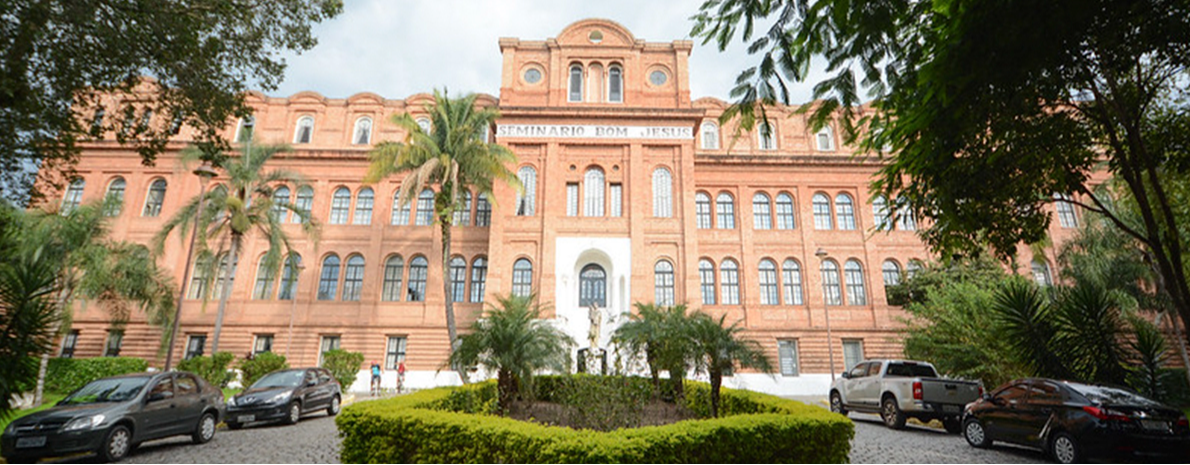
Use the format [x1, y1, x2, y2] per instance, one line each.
[46, 19, 1082, 395]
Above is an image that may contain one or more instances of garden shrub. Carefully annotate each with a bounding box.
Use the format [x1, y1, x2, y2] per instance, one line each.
[177, 352, 235, 388]
[321, 349, 364, 389]
[535, 374, 656, 431]
[239, 352, 289, 388]
[337, 377, 853, 463]
[46, 357, 148, 394]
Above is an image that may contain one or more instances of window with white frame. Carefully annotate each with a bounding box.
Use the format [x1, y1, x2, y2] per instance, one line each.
[844, 259, 867, 305]
[1032, 259, 1053, 287]
[185, 335, 206, 360]
[470, 257, 487, 303]
[142, 179, 167, 217]
[61, 179, 85, 214]
[271, 186, 291, 223]
[188, 255, 212, 300]
[512, 259, 533, 297]
[778, 339, 800, 376]
[816, 126, 835, 151]
[719, 259, 740, 305]
[653, 167, 673, 218]
[294, 186, 314, 224]
[60, 330, 79, 358]
[701, 121, 720, 150]
[758, 121, 776, 150]
[695, 192, 712, 229]
[342, 255, 365, 301]
[252, 255, 276, 300]
[775, 193, 796, 230]
[211, 253, 235, 301]
[716, 192, 735, 229]
[842, 339, 864, 371]
[353, 188, 374, 225]
[385, 336, 407, 370]
[415, 189, 434, 226]
[449, 256, 466, 303]
[896, 196, 917, 231]
[782, 259, 804, 305]
[609, 183, 622, 217]
[821, 259, 843, 306]
[1055, 193, 1078, 228]
[812, 193, 833, 229]
[294, 116, 314, 144]
[566, 183, 579, 216]
[454, 191, 472, 226]
[104, 330, 123, 357]
[253, 334, 274, 355]
[699, 259, 716, 305]
[318, 335, 340, 365]
[584, 167, 605, 217]
[654, 260, 675, 306]
[906, 260, 923, 279]
[391, 190, 410, 225]
[407, 256, 428, 302]
[758, 259, 778, 305]
[753, 192, 772, 230]
[237, 116, 254, 143]
[608, 65, 623, 102]
[329, 187, 351, 224]
[475, 194, 491, 226]
[382, 255, 404, 302]
[353, 117, 373, 145]
[103, 177, 125, 216]
[873, 195, 891, 231]
[416, 117, 431, 134]
[882, 260, 902, 287]
[317, 255, 340, 301]
[568, 64, 583, 102]
[835, 193, 857, 230]
[277, 254, 301, 300]
[517, 166, 537, 216]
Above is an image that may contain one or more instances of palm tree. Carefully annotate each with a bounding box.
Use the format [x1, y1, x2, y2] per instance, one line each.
[687, 311, 773, 418]
[611, 303, 696, 399]
[365, 90, 519, 381]
[0, 229, 61, 420]
[447, 293, 573, 411]
[154, 143, 318, 353]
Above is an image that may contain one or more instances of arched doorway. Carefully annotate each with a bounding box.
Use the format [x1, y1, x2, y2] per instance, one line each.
[579, 264, 606, 307]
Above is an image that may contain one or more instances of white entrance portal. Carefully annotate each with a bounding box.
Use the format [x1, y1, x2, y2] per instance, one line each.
[553, 237, 631, 370]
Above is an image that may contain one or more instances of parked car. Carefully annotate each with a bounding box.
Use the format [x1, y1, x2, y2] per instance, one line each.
[830, 359, 982, 433]
[963, 378, 1190, 463]
[225, 368, 341, 429]
[1, 371, 224, 463]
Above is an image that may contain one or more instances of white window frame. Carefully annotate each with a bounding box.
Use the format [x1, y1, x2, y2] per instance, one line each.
[294, 116, 314, 144]
[701, 121, 720, 150]
[352, 116, 373, 145]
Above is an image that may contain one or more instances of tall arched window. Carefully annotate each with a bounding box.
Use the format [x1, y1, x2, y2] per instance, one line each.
[271, 186, 291, 223]
[103, 177, 126, 216]
[449, 256, 467, 303]
[652, 167, 673, 218]
[584, 167, 605, 217]
[758, 121, 777, 150]
[353, 117, 373, 145]
[381, 255, 404, 302]
[454, 190, 472, 226]
[782, 259, 804, 305]
[407, 256, 428, 301]
[211, 253, 235, 300]
[608, 65, 623, 102]
[511, 259, 533, 297]
[1055, 193, 1078, 228]
[812, 193, 833, 230]
[896, 196, 917, 231]
[294, 116, 314, 144]
[579, 264, 607, 307]
[699, 259, 717, 305]
[391, 190, 410, 226]
[844, 259, 867, 305]
[475, 194, 491, 226]
[821, 259, 842, 306]
[753, 192, 772, 230]
[236, 116, 254, 142]
[470, 257, 488, 303]
[758, 259, 778, 305]
[342, 255, 365, 301]
[416, 117, 431, 134]
[277, 254, 301, 300]
[695, 192, 712, 229]
[353, 188, 374, 225]
[517, 166, 536, 216]
[329, 187, 351, 224]
[317, 255, 340, 301]
[415, 189, 434, 226]
[188, 255, 212, 299]
[142, 179, 167, 217]
[701, 121, 720, 150]
[775, 193, 795, 230]
[716, 192, 735, 229]
[816, 126, 835, 151]
[836, 193, 857, 230]
[1032, 259, 1053, 287]
[568, 64, 583, 102]
[61, 179, 85, 214]
[906, 260, 923, 279]
[872, 195, 891, 231]
[294, 186, 314, 224]
[882, 260, 902, 287]
[654, 260, 675, 306]
[252, 255, 276, 300]
[719, 259, 740, 305]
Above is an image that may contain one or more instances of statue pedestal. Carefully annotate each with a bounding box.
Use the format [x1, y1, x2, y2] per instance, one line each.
[576, 347, 606, 375]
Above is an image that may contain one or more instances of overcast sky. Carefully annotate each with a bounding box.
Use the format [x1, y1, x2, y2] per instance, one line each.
[271, 0, 822, 103]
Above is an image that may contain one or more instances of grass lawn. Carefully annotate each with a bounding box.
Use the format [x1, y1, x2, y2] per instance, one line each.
[0, 393, 67, 433]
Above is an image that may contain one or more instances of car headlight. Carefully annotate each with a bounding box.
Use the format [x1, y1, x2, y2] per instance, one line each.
[63, 414, 106, 432]
[4, 421, 17, 434]
[268, 392, 290, 404]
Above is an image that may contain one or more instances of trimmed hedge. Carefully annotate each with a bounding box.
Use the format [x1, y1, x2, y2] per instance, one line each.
[321, 349, 365, 389]
[46, 357, 149, 394]
[337, 378, 852, 463]
[240, 352, 290, 388]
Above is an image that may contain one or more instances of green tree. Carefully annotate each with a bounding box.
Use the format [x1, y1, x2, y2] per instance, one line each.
[691, 0, 1190, 335]
[687, 311, 773, 418]
[0, 0, 343, 204]
[0, 234, 61, 420]
[154, 143, 318, 353]
[611, 303, 696, 399]
[365, 90, 520, 381]
[447, 294, 573, 411]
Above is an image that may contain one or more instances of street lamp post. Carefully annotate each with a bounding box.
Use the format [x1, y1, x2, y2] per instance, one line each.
[285, 261, 306, 359]
[816, 248, 837, 381]
[163, 161, 219, 371]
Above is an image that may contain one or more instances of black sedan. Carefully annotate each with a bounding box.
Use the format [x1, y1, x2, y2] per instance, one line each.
[1, 371, 224, 463]
[225, 368, 340, 429]
[962, 378, 1190, 463]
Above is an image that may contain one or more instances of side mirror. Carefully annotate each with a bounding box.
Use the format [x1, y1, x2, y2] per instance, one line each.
[147, 391, 174, 403]
[840, 371, 851, 379]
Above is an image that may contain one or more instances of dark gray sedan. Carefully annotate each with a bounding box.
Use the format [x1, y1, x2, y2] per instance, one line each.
[225, 368, 340, 429]
[1, 371, 224, 463]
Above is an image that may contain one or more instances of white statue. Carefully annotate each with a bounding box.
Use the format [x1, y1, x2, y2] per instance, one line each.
[587, 304, 602, 349]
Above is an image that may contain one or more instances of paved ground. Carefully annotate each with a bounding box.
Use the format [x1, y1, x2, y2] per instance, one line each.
[847, 412, 1048, 464]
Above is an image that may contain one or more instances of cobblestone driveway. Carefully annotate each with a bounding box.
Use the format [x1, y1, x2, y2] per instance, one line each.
[847, 412, 1048, 464]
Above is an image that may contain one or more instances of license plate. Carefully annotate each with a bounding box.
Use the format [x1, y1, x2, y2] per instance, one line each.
[237, 415, 256, 423]
[942, 405, 961, 413]
[16, 436, 46, 448]
[1140, 419, 1169, 431]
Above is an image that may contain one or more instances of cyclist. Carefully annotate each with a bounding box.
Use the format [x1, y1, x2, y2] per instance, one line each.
[370, 361, 382, 396]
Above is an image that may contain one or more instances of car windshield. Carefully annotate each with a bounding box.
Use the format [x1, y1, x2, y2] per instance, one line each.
[251, 371, 304, 389]
[885, 363, 937, 377]
[61, 377, 150, 405]
[1066, 382, 1162, 408]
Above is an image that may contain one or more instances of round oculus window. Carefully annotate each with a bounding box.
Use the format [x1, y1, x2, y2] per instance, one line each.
[523, 68, 542, 84]
[649, 70, 668, 86]
[589, 30, 603, 43]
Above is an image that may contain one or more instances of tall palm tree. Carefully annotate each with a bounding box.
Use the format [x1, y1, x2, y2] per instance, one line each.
[365, 89, 519, 381]
[447, 293, 573, 411]
[0, 229, 61, 420]
[687, 311, 773, 418]
[611, 303, 696, 399]
[154, 143, 318, 353]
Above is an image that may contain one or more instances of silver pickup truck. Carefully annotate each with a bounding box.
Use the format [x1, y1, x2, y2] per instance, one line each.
[829, 359, 982, 433]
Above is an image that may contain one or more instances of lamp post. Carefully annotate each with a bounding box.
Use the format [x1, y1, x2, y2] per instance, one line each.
[285, 261, 305, 359]
[815, 248, 837, 381]
[163, 161, 219, 371]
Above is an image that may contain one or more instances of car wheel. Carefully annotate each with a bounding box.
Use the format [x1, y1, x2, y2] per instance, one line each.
[284, 401, 301, 425]
[963, 417, 992, 448]
[99, 424, 133, 462]
[942, 417, 962, 434]
[226, 421, 243, 430]
[830, 392, 848, 416]
[881, 397, 906, 430]
[1050, 432, 1082, 464]
[192, 412, 217, 444]
[327, 395, 341, 416]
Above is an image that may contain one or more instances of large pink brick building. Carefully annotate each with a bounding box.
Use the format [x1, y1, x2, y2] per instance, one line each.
[45, 19, 1081, 394]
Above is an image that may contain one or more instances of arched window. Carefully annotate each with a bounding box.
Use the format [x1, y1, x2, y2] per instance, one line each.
[873, 195, 891, 231]
[568, 64, 583, 102]
[517, 166, 536, 216]
[407, 256, 428, 301]
[475, 194, 491, 227]
[821, 259, 842, 306]
[758, 259, 778, 305]
[271, 186, 291, 223]
[882, 260, 902, 287]
[608, 65, 623, 102]
[277, 254, 301, 300]
[719, 259, 740, 305]
[188, 255, 212, 300]
[753, 192, 772, 230]
[584, 167, 605, 217]
[454, 190, 472, 226]
[695, 192, 712, 229]
[415, 189, 434, 226]
[699, 259, 717, 305]
[470, 257, 488, 303]
[816, 126, 835, 151]
[511, 259, 533, 297]
[775, 193, 796, 230]
[449, 256, 467, 303]
[61, 179, 85, 214]
[416, 117, 431, 134]
[103, 177, 126, 216]
[701, 121, 720, 150]
[654, 260, 675, 306]
[329, 187, 351, 224]
[1055, 193, 1078, 228]
[391, 190, 410, 226]
[211, 253, 235, 300]
[579, 264, 606, 307]
[758, 121, 777, 150]
[294, 116, 314, 144]
[782, 259, 804, 305]
[317, 255, 340, 301]
[381, 255, 404, 302]
[252, 255, 277, 300]
[293, 186, 314, 224]
[353, 188, 374, 225]
[716, 192, 735, 229]
[353, 117, 373, 145]
[142, 179, 167, 217]
[1032, 259, 1053, 287]
[236, 116, 254, 143]
[844, 259, 867, 305]
[896, 196, 917, 231]
[342, 255, 365, 301]
[652, 168, 673, 218]
[906, 260, 923, 279]
[836, 193, 856, 230]
[812, 193, 833, 229]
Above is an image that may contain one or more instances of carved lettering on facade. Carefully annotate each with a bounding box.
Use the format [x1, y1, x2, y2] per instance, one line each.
[496, 124, 693, 140]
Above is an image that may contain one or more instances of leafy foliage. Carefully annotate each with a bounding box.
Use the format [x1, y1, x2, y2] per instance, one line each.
[178, 352, 235, 388]
[239, 352, 289, 389]
[536, 375, 657, 431]
[321, 348, 365, 390]
[45, 357, 148, 395]
[0, 242, 61, 419]
[611, 303, 696, 399]
[687, 311, 773, 418]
